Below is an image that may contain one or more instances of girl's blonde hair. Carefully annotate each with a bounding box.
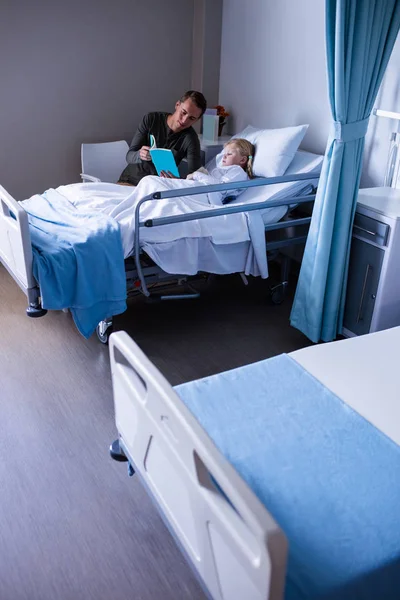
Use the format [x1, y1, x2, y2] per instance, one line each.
[224, 138, 255, 178]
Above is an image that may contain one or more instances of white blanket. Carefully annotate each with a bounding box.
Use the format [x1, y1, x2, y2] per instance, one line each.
[57, 177, 269, 277]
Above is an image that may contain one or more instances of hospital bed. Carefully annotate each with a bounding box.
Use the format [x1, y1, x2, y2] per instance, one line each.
[109, 326, 400, 600]
[0, 151, 321, 342]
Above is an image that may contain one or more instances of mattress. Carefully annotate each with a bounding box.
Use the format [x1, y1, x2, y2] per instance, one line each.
[291, 327, 400, 445]
[175, 331, 400, 600]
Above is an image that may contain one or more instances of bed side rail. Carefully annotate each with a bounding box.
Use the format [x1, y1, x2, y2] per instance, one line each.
[136, 172, 318, 228]
[109, 331, 287, 600]
[0, 185, 36, 292]
[134, 173, 319, 295]
[141, 193, 316, 229]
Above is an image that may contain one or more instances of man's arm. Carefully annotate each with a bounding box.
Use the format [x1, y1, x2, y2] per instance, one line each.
[126, 114, 152, 164]
[185, 134, 202, 174]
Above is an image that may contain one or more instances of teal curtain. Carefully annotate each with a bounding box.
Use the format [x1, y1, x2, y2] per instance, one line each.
[290, 0, 400, 343]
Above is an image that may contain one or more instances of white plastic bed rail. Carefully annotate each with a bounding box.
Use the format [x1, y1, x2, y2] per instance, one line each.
[109, 331, 287, 600]
[0, 185, 37, 295]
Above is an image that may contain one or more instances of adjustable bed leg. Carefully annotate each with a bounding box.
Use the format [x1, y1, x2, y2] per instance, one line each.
[96, 318, 113, 344]
[26, 289, 47, 317]
[109, 439, 135, 476]
[280, 253, 291, 285]
[26, 303, 48, 318]
[270, 254, 291, 305]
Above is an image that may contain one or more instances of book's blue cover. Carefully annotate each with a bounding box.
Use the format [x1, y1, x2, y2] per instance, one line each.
[149, 149, 179, 177]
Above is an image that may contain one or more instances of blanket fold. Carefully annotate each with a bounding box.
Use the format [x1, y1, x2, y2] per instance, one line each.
[22, 189, 126, 338]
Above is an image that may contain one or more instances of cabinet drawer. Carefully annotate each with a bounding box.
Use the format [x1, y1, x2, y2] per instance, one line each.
[353, 213, 389, 246]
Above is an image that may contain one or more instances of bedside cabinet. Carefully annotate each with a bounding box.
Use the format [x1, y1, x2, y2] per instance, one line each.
[178, 134, 231, 178]
[198, 134, 231, 165]
[343, 187, 400, 337]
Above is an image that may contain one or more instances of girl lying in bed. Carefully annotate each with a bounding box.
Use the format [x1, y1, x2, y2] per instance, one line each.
[155, 137, 256, 205]
[186, 137, 254, 185]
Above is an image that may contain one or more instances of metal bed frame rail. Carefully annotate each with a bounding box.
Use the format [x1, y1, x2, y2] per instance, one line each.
[133, 172, 318, 297]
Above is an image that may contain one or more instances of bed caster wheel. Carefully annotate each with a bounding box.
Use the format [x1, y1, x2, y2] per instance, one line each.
[270, 284, 286, 305]
[26, 305, 48, 318]
[96, 320, 113, 344]
[109, 439, 128, 462]
[109, 440, 135, 476]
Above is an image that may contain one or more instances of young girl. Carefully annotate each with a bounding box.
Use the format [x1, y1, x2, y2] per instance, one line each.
[185, 137, 254, 206]
[188, 138, 254, 183]
[186, 138, 254, 205]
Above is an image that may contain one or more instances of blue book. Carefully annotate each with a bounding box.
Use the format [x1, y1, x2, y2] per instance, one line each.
[149, 134, 179, 177]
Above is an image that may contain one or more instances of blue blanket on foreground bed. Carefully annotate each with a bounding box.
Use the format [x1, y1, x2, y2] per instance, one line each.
[22, 189, 126, 338]
[176, 355, 400, 600]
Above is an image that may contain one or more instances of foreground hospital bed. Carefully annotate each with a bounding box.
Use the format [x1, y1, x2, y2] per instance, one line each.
[109, 326, 400, 600]
[0, 147, 321, 341]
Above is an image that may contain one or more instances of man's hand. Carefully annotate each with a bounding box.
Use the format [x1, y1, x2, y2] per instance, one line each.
[160, 171, 179, 179]
[139, 146, 152, 161]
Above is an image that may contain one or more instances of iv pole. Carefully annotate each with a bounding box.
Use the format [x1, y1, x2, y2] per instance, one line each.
[373, 108, 400, 187]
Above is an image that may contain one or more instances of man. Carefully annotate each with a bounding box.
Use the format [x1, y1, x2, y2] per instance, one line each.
[118, 90, 207, 185]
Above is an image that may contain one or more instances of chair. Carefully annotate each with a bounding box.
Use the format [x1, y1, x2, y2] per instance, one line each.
[80, 140, 129, 183]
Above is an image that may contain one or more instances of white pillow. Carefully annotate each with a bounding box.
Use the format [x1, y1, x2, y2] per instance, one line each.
[232, 124, 309, 177]
[228, 149, 323, 207]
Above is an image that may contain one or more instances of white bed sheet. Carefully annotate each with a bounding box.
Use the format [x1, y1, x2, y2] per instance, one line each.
[141, 179, 315, 277]
[291, 326, 400, 446]
[56, 149, 322, 278]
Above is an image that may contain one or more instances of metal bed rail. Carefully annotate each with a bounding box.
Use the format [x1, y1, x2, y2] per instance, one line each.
[133, 172, 319, 297]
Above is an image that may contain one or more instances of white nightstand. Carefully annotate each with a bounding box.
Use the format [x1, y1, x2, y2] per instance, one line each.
[178, 134, 231, 177]
[343, 187, 400, 336]
[198, 134, 231, 165]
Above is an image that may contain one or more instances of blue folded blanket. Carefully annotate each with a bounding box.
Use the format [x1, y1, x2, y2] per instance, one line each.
[22, 189, 127, 338]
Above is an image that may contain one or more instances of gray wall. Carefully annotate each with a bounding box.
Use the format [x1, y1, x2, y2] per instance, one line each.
[219, 0, 329, 152]
[192, 0, 223, 132]
[0, 0, 195, 199]
[201, 0, 224, 109]
[219, 0, 400, 187]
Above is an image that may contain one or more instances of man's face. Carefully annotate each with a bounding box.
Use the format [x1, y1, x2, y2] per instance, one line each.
[170, 99, 202, 132]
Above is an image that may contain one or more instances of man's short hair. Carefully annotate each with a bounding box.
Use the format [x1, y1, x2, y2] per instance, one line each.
[180, 90, 207, 116]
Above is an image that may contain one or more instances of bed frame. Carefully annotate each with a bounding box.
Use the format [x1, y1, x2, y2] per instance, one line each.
[0, 173, 318, 341]
[109, 326, 400, 600]
[109, 331, 287, 600]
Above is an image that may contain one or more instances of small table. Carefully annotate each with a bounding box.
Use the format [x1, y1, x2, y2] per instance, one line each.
[179, 134, 231, 177]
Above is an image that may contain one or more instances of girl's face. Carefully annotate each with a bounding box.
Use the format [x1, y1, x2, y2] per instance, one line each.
[221, 144, 246, 167]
